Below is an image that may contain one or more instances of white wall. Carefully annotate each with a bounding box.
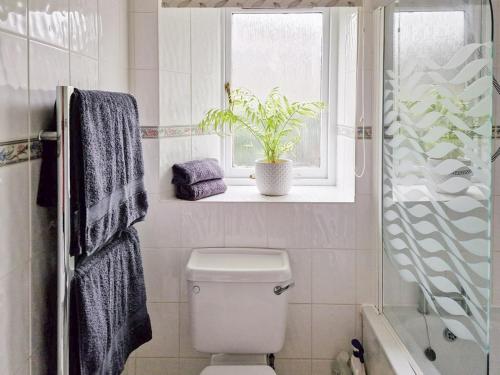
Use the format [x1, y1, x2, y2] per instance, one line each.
[128, 2, 378, 374]
[0, 0, 129, 374]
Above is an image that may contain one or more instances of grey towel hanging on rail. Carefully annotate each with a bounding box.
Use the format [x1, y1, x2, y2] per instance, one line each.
[70, 227, 152, 375]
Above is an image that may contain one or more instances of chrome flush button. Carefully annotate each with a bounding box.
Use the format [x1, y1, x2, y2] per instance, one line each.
[192, 285, 200, 294]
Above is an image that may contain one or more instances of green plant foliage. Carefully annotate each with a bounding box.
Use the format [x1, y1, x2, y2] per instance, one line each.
[199, 83, 325, 163]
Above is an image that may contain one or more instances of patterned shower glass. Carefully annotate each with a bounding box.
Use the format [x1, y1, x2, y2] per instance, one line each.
[382, 1, 493, 373]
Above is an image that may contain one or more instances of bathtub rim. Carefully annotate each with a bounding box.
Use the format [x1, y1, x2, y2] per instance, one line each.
[362, 305, 424, 375]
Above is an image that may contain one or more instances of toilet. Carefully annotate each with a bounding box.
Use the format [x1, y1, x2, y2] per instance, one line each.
[186, 248, 293, 375]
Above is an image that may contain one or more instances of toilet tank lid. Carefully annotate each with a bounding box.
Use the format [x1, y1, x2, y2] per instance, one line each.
[186, 248, 292, 283]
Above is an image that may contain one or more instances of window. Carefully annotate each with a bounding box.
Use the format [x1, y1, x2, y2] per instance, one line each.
[223, 9, 335, 185]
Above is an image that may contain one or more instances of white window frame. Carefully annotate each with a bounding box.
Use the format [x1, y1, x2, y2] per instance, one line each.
[221, 8, 338, 186]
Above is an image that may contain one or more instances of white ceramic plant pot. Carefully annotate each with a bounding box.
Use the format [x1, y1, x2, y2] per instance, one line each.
[255, 159, 293, 196]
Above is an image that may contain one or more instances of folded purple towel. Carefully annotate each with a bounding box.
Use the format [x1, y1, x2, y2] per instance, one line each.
[172, 158, 224, 185]
[175, 179, 227, 201]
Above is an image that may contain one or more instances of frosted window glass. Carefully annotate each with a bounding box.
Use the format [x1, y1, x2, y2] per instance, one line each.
[396, 11, 465, 67]
[230, 13, 324, 167]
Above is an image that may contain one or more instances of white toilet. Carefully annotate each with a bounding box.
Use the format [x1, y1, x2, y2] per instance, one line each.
[186, 248, 293, 375]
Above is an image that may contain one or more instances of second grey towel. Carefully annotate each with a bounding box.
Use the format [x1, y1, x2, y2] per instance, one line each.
[172, 158, 224, 185]
[70, 89, 148, 256]
[175, 179, 227, 201]
[70, 227, 152, 375]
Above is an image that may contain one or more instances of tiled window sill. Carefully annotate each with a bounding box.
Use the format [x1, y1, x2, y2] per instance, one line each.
[170, 185, 355, 203]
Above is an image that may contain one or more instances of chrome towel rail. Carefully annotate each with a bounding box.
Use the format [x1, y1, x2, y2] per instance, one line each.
[39, 86, 74, 375]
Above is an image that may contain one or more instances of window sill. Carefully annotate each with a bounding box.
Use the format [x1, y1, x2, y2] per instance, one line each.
[174, 185, 355, 203]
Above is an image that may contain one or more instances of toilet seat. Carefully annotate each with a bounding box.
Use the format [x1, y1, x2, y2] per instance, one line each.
[200, 365, 276, 375]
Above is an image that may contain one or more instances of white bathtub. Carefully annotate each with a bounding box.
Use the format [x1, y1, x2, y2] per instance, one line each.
[362, 305, 493, 375]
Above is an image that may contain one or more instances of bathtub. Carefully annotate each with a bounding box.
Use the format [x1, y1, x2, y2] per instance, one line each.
[362, 305, 493, 375]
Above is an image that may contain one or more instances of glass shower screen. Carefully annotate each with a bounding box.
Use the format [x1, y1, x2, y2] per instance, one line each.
[381, 0, 494, 373]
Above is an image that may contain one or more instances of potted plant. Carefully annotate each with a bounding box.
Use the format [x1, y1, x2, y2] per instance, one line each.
[407, 89, 478, 194]
[199, 83, 325, 195]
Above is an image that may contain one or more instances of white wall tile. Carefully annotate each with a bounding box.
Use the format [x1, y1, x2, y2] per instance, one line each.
[266, 204, 310, 249]
[190, 9, 222, 124]
[99, 60, 129, 92]
[287, 249, 312, 304]
[277, 304, 312, 359]
[136, 303, 179, 357]
[0, 163, 29, 278]
[0, 0, 27, 35]
[30, 250, 57, 374]
[133, 0, 158, 13]
[308, 204, 356, 249]
[121, 357, 136, 375]
[191, 134, 221, 161]
[131, 69, 159, 126]
[181, 203, 225, 248]
[99, 0, 129, 91]
[98, 0, 119, 61]
[159, 71, 191, 126]
[159, 136, 192, 198]
[142, 248, 181, 302]
[69, 0, 98, 58]
[179, 358, 210, 375]
[29, 0, 69, 48]
[267, 204, 356, 249]
[142, 138, 160, 195]
[135, 196, 183, 248]
[159, 8, 190, 73]
[190, 9, 221, 77]
[0, 31, 29, 141]
[133, 12, 158, 69]
[0, 264, 29, 374]
[179, 248, 193, 303]
[70, 53, 98, 89]
[312, 250, 356, 304]
[275, 359, 312, 375]
[224, 203, 268, 247]
[356, 250, 378, 305]
[312, 304, 356, 359]
[311, 360, 334, 375]
[355, 194, 375, 250]
[191, 71, 222, 124]
[29, 41, 69, 135]
[135, 358, 179, 375]
[29, 160, 57, 257]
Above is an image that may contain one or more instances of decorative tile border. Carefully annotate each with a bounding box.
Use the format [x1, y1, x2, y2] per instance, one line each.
[337, 124, 373, 139]
[4, 123, 500, 167]
[493, 125, 500, 139]
[0, 138, 42, 167]
[357, 126, 372, 139]
[140, 126, 214, 139]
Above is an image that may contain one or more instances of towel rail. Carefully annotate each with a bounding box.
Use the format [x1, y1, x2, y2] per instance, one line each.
[39, 85, 74, 375]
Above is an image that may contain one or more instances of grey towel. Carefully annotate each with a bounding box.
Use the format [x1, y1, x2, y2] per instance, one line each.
[70, 89, 148, 256]
[37, 105, 58, 207]
[175, 178, 227, 200]
[172, 158, 224, 185]
[70, 227, 152, 375]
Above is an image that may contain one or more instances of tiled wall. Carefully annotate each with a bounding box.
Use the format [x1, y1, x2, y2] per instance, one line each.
[0, 0, 129, 374]
[127, 2, 378, 375]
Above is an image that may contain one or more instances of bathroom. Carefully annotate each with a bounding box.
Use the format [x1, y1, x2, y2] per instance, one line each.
[0, 0, 499, 374]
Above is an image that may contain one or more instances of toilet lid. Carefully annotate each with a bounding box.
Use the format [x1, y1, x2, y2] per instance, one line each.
[200, 365, 276, 375]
